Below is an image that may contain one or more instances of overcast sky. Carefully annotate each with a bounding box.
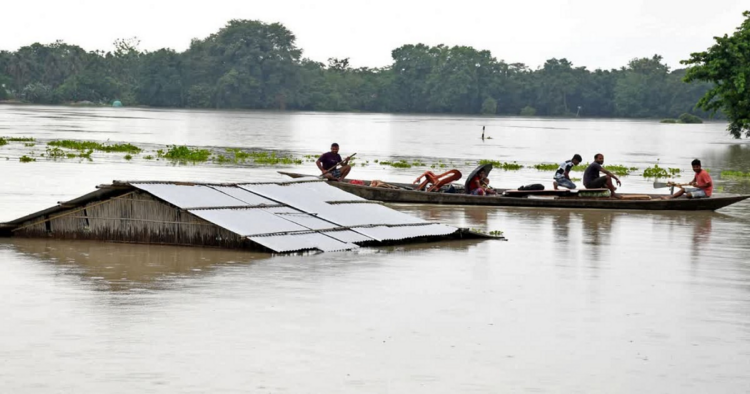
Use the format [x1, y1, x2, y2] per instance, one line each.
[1, 0, 747, 70]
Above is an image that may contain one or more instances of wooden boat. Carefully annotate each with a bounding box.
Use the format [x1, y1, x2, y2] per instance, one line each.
[278, 172, 750, 211]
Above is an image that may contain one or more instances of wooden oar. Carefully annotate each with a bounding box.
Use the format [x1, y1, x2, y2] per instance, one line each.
[319, 153, 356, 179]
[653, 181, 688, 189]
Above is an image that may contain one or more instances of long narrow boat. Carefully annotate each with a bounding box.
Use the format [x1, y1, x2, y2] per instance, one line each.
[279, 172, 750, 211]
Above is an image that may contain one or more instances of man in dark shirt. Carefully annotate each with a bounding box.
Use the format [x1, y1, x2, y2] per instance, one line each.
[583, 153, 622, 197]
[316, 143, 351, 181]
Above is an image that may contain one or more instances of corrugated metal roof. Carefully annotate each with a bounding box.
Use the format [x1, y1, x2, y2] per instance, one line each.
[248, 233, 358, 253]
[240, 184, 425, 226]
[320, 230, 374, 244]
[262, 207, 343, 231]
[356, 224, 457, 242]
[240, 181, 365, 203]
[306, 204, 426, 227]
[6, 179, 463, 254]
[189, 208, 308, 236]
[210, 186, 276, 206]
[132, 183, 247, 209]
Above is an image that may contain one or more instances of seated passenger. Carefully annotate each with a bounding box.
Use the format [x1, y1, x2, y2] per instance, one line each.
[468, 169, 496, 195]
[583, 153, 622, 198]
[553, 154, 582, 190]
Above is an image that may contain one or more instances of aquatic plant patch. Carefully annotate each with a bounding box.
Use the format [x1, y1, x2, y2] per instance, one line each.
[643, 164, 681, 178]
[48, 140, 142, 154]
[604, 165, 639, 176]
[380, 160, 412, 168]
[721, 170, 750, 179]
[479, 160, 523, 170]
[533, 163, 558, 171]
[158, 145, 212, 162]
[19, 155, 35, 162]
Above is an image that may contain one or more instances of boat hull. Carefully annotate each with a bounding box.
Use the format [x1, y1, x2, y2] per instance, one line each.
[279, 172, 750, 211]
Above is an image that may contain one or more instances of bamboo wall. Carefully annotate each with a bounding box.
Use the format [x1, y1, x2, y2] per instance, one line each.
[13, 191, 250, 249]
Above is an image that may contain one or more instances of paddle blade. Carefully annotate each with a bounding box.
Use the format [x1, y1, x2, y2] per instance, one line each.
[653, 181, 670, 189]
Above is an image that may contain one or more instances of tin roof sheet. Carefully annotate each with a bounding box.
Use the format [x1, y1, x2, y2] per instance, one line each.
[309, 204, 426, 227]
[241, 181, 365, 203]
[356, 224, 457, 242]
[189, 208, 308, 236]
[209, 186, 276, 206]
[248, 233, 358, 253]
[240, 184, 424, 227]
[320, 230, 374, 244]
[132, 183, 247, 209]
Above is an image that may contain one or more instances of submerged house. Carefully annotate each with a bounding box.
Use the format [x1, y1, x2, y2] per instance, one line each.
[0, 180, 487, 253]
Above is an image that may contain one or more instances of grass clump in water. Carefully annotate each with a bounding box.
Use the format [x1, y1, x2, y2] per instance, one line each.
[0, 138, 7, 146]
[45, 147, 67, 159]
[533, 163, 559, 171]
[19, 155, 36, 162]
[124, 154, 133, 161]
[660, 119, 678, 124]
[8, 137, 35, 142]
[222, 149, 302, 165]
[643, 164, 681, 179]
[158, 145, 211, 162]
[251, 151, 303, 165]
[48, 140, 142, 154]
[380, 160, 412, 168]
[721, 170, 750, 179]
[479, 160, 523, 170]
[604, 165, 638, 176]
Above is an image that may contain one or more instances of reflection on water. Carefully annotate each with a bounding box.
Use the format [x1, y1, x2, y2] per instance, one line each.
[4, 238, 269, 291]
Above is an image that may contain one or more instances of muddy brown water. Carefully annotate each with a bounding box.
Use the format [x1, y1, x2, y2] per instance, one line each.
[1, 105, 750, 393]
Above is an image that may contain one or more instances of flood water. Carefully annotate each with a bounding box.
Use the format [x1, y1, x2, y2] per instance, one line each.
[2, 105, 750, 393]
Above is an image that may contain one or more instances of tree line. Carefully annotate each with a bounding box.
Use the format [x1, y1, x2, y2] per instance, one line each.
[0, 19, 713, 119]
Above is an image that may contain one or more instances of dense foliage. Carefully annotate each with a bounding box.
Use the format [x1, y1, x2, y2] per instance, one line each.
[0, 19, 713, 119]
[682, 11, 750, 138]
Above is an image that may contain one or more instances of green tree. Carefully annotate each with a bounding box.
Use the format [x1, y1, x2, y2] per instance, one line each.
[136, 49, 184, 107]
[182, 19, 302, 109]
[614, 55, 670, 118]
[481, 97, 497, 114]
[682, 10, 750, 138]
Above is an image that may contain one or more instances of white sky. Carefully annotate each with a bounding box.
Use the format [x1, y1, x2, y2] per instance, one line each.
[1, 0, 747, 70]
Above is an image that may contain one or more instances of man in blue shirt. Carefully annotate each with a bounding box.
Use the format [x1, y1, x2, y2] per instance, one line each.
[316, 143, 352, 181]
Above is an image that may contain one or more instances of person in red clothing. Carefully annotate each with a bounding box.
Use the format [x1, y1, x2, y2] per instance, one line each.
[664, 159, 713, 199]
[468, 169, 496, 195]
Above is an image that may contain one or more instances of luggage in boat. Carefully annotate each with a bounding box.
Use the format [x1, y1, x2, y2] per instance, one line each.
[518, 184, 545, 191]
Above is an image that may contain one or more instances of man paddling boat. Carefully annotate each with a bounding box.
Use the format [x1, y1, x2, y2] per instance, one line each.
[663, 159, 713, 199]
[316, 143, 352, 181]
